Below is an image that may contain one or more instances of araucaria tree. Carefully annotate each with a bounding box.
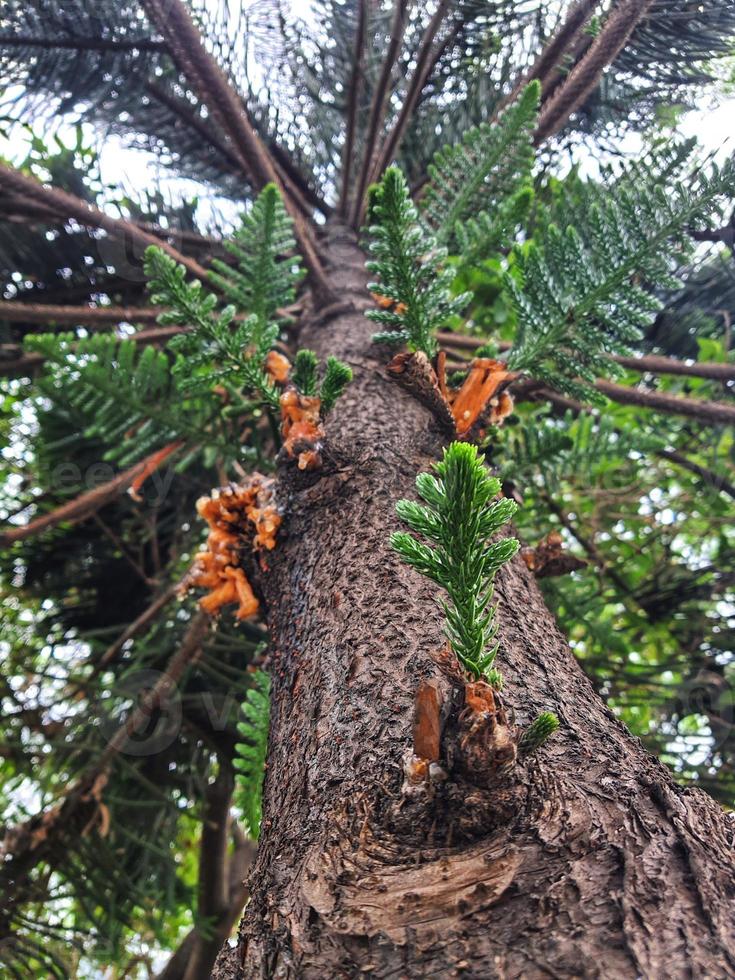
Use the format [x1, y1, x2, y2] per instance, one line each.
[2, 1, 735, 977]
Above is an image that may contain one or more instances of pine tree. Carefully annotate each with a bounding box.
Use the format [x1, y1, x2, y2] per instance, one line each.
[2, 2, 735, 977]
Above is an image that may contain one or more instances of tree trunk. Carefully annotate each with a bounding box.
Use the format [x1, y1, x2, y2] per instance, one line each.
[219, 227, 735, 979]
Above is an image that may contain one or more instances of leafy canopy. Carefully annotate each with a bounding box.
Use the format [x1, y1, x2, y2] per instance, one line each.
[422, 81, 539, 254]
[24, 184, 350, 475]
[366, 134, 735, 405]
[506, 155, 735, 401]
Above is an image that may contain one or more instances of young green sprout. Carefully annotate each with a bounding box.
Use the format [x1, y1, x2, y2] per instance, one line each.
[392, 441, 559, 757]
[391, 441, 518, 685]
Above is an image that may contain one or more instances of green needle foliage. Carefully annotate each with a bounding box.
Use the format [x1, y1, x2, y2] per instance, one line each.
[146, 183, 303, 410]
[496, 410, 665, 494]
[454, 189, 534, 269]
[290, 348, 353, 412]
[391, 442, 519, 685]
[233, 670, 271, 840]
[365, 167, 471, 358]
[207, 182, 303, 331]
[506, 156, 735, 401]
[422, 82, 539, 253]
[320, 356, 353, 413]
[519, 711, 560, 754]
[145, 247, 280, 410]
[24, 332, 229, 469]
[23, 183, 307, 474]
[291, 349, 319, 396]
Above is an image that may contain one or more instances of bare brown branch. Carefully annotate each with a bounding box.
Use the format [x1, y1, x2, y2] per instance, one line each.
[0, 445, 183, 548]
[594, 378, 735, 426]
[370, 0, 452, 189]
[140, 0, 334, 302]
[350, 0, 410, 228]
[1, 302, 168, 325]
[496, 0, 600, 116]
[0, 34, 167, 52]
[339, 0, 369, 218]
[436, 332, 735, 382]
[535, 0, 655, 144]
[0, 161, 208, 279]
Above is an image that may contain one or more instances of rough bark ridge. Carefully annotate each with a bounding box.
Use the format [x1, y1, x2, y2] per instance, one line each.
[224, 228, 735, 979]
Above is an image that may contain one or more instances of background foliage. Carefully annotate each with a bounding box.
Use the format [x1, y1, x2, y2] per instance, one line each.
[1, 1, 734, 976]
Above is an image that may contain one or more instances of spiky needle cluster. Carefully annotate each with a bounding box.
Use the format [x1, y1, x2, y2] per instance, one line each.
[145, 184, 303, 410]
[392, 442, 519, 685]
[506, 155, 735, 401]
[234, 669, 271, 840]
[290, 349, 353, 414]
[423, 82, 539, 258]
[365, 167, 471, 358]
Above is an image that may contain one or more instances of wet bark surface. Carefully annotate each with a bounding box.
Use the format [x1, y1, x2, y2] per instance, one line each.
[222, 227, 735, 979]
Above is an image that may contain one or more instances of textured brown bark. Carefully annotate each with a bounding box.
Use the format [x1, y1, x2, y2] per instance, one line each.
[220, 229, 735, 979]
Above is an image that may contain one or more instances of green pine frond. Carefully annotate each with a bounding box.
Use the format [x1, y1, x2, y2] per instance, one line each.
[391, 442, 519, 684]
[497, 410, 665, 493]
[422, 82, 539, 252]
[207, 183, 303, 332]
[506, 156, 735, 401]
[144, 246, 279, 410]
[291, 349, 319, 397]
[24, 333, 226, 469]
[519, 711, 559, 754]
[455, 186, 535, 268]
[290, 349, 353, 413]
[233, 670, 271, 840]
[365, 166, 472, 358]
[320, 356, 353, 413]
[145, 183, 304, 412]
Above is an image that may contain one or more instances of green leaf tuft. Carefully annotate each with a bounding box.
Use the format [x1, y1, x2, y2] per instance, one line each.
[392, 442, 519, 683]
[233, 670, 271, 840]
[365, 166, 471, 358]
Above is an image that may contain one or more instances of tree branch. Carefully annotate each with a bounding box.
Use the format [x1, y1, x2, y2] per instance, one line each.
[87, 581, 182, 682]
[267, 138, 332, 219]
[527, 385, 735, 499]
[156, 821, 255, 980]
[0, 161, 208, 280]
[339, 0, 369, 218]
[0, 325, 190, 378]
[370, 0, 452, 190]
[0, 444, 183, 548]
[544, 495, 632, 595]
[594, 378, 735, 426]
[535, 0, 655, 144]
[436, 332, 735, 381]
[495, 0, 600, 116]
[0, 353, 44, 377]
[140, 0, 334, 302]
[0, 34, 167, 52]
[150, 80, 330, 220]
[657, 449, 735, 501]
[350, 0, 410, 228]
[1, 302, 168, 325]
[198, 767, 235, 922]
